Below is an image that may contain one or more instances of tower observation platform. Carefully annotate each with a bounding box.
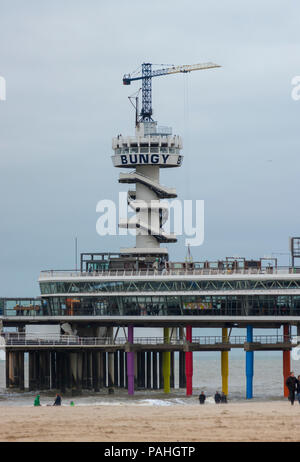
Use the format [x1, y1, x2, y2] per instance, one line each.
[1, 62, 299, 399]
[112, 121, 182, 255]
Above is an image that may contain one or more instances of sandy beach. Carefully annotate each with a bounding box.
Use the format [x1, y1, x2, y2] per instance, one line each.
[0, 401, 299, 442]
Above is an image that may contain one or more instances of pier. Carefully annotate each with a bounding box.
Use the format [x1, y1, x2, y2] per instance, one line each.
[1, 328, 297, 397]
[1, 62, 300, 401]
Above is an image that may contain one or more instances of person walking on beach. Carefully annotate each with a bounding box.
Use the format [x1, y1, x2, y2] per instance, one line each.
[286, 371, 297, 405]
[221, 392, 227, 403]
[53, 394, 62, 406]
[214, 391, 221, 404]
[199, 391, 206, 404]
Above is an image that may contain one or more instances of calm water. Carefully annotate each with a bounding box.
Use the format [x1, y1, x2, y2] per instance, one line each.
[0, 352, 298, 406]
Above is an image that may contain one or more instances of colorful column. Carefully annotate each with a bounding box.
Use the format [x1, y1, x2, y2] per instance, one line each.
[246, 325, 254, 399]
[163, 328, 171, 393]
[283, 324, 291, 398]
[127, 325, 134, 395]
[221, 328, 229, 396]
[185, 325, 193, 396]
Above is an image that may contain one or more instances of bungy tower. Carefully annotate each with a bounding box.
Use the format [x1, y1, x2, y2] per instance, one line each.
[112, 121, 181, 261]
[112, 62, 220, 263]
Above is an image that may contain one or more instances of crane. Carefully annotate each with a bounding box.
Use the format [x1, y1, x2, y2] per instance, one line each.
[123, 62, 221, 122]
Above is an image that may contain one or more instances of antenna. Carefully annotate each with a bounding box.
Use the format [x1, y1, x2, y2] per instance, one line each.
[185, 244, 193, 263]
[128, 89, 141, 126]
[75, 237, 78, 271]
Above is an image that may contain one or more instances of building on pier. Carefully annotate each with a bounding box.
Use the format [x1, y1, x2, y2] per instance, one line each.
[1, 62, 300, 399]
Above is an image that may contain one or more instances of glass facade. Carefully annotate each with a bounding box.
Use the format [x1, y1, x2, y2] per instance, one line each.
[3, 278, 300, 317]
[37, 294, 300, 317]
[1, 298, 44, 316]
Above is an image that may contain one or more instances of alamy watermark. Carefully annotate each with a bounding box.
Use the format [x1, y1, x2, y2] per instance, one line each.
[291, 76, 300, 101]
[0, 76, 6, 101]
[96, 193, 204, 247]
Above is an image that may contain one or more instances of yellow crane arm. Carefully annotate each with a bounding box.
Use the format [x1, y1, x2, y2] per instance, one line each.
[166, 62, 221, 75]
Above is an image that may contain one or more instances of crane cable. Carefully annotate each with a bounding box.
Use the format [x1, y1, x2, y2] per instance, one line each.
[183, 72, 191, 199]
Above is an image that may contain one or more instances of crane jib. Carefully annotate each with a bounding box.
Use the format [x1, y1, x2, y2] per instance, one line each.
[122, 61, 221, 121]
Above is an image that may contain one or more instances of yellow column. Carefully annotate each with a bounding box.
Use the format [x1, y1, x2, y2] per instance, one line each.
[163, 328, 170, 393]
[221, 328, 229, 396]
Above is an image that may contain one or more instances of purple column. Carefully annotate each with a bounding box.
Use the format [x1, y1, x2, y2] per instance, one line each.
[127, 325, 134, 395]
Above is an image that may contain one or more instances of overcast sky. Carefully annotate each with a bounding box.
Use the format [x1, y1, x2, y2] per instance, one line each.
[0, 0, 300, 297]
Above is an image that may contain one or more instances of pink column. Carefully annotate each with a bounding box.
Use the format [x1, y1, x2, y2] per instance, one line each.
[185, 325, 193, 396]
[127, 325, 134, 395]
[283, 325, 291, 398]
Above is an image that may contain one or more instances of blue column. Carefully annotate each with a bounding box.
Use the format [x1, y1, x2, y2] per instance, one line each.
[246, 325, 254, 399]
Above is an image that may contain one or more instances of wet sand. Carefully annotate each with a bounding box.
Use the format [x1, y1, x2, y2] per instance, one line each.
[0, 401, 299, 442]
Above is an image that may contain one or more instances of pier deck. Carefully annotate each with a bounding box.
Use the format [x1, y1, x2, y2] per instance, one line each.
[1, 333, 294, 352]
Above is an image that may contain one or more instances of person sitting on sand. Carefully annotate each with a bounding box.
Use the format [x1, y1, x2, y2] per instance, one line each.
[53, 394, 62, 406]
[214, 391, 221, 404]
[286, 371, 297, 405]
[221, 392, 227, 403]
[199, 391, 206, 404]
[34, 395, 41, 406]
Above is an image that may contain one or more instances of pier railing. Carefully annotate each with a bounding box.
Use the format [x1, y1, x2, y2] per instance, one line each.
[0, 333, 294, 347]
[39, 267, 300, 279]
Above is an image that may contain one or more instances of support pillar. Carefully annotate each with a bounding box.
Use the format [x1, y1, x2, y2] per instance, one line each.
[70, 353, 78, 393]
[8, 351, 14, 388]
[163, 328, 170, 393]
[92, 352, 100, 392]
[114, 351, 119, 388]
[107, 327, 114, 388]
[146, 352, 151, 389]
[152, 351, 158, 389]
[35, 352, 41, 390]
[18, 351, 24, 391]
[99, 351, 105, 388]
[124, 352, 128, 390]
[87, 352, 93, 389]
[66, 353, 72, 391]
[185, 325, 193, 396]
[60, 352, 66, 393]
[221, 328, 229, 396]
[170, 351, 175, 389]
[50, 352, 57, 390]
[283, 324, 291, 398]
[44, 352, 51, 389]
[179, 327, 186, 388]
[119, 350, 125, 388]
[77, 352, 83, 393]
[246, 325, 254, 399]
[140, 352, 145, 388]
[39, 352, 45, 390]
[5, 351, 9, 389]
[127, 325, 135, 395]
[159, 352, 163, 389]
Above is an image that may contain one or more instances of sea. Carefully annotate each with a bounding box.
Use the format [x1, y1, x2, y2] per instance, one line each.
[0, 351, 298, 407]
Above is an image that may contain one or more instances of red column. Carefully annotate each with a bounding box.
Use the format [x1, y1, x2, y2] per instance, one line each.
[185, 325, 193, 396]
[283, 325, 291, 398]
